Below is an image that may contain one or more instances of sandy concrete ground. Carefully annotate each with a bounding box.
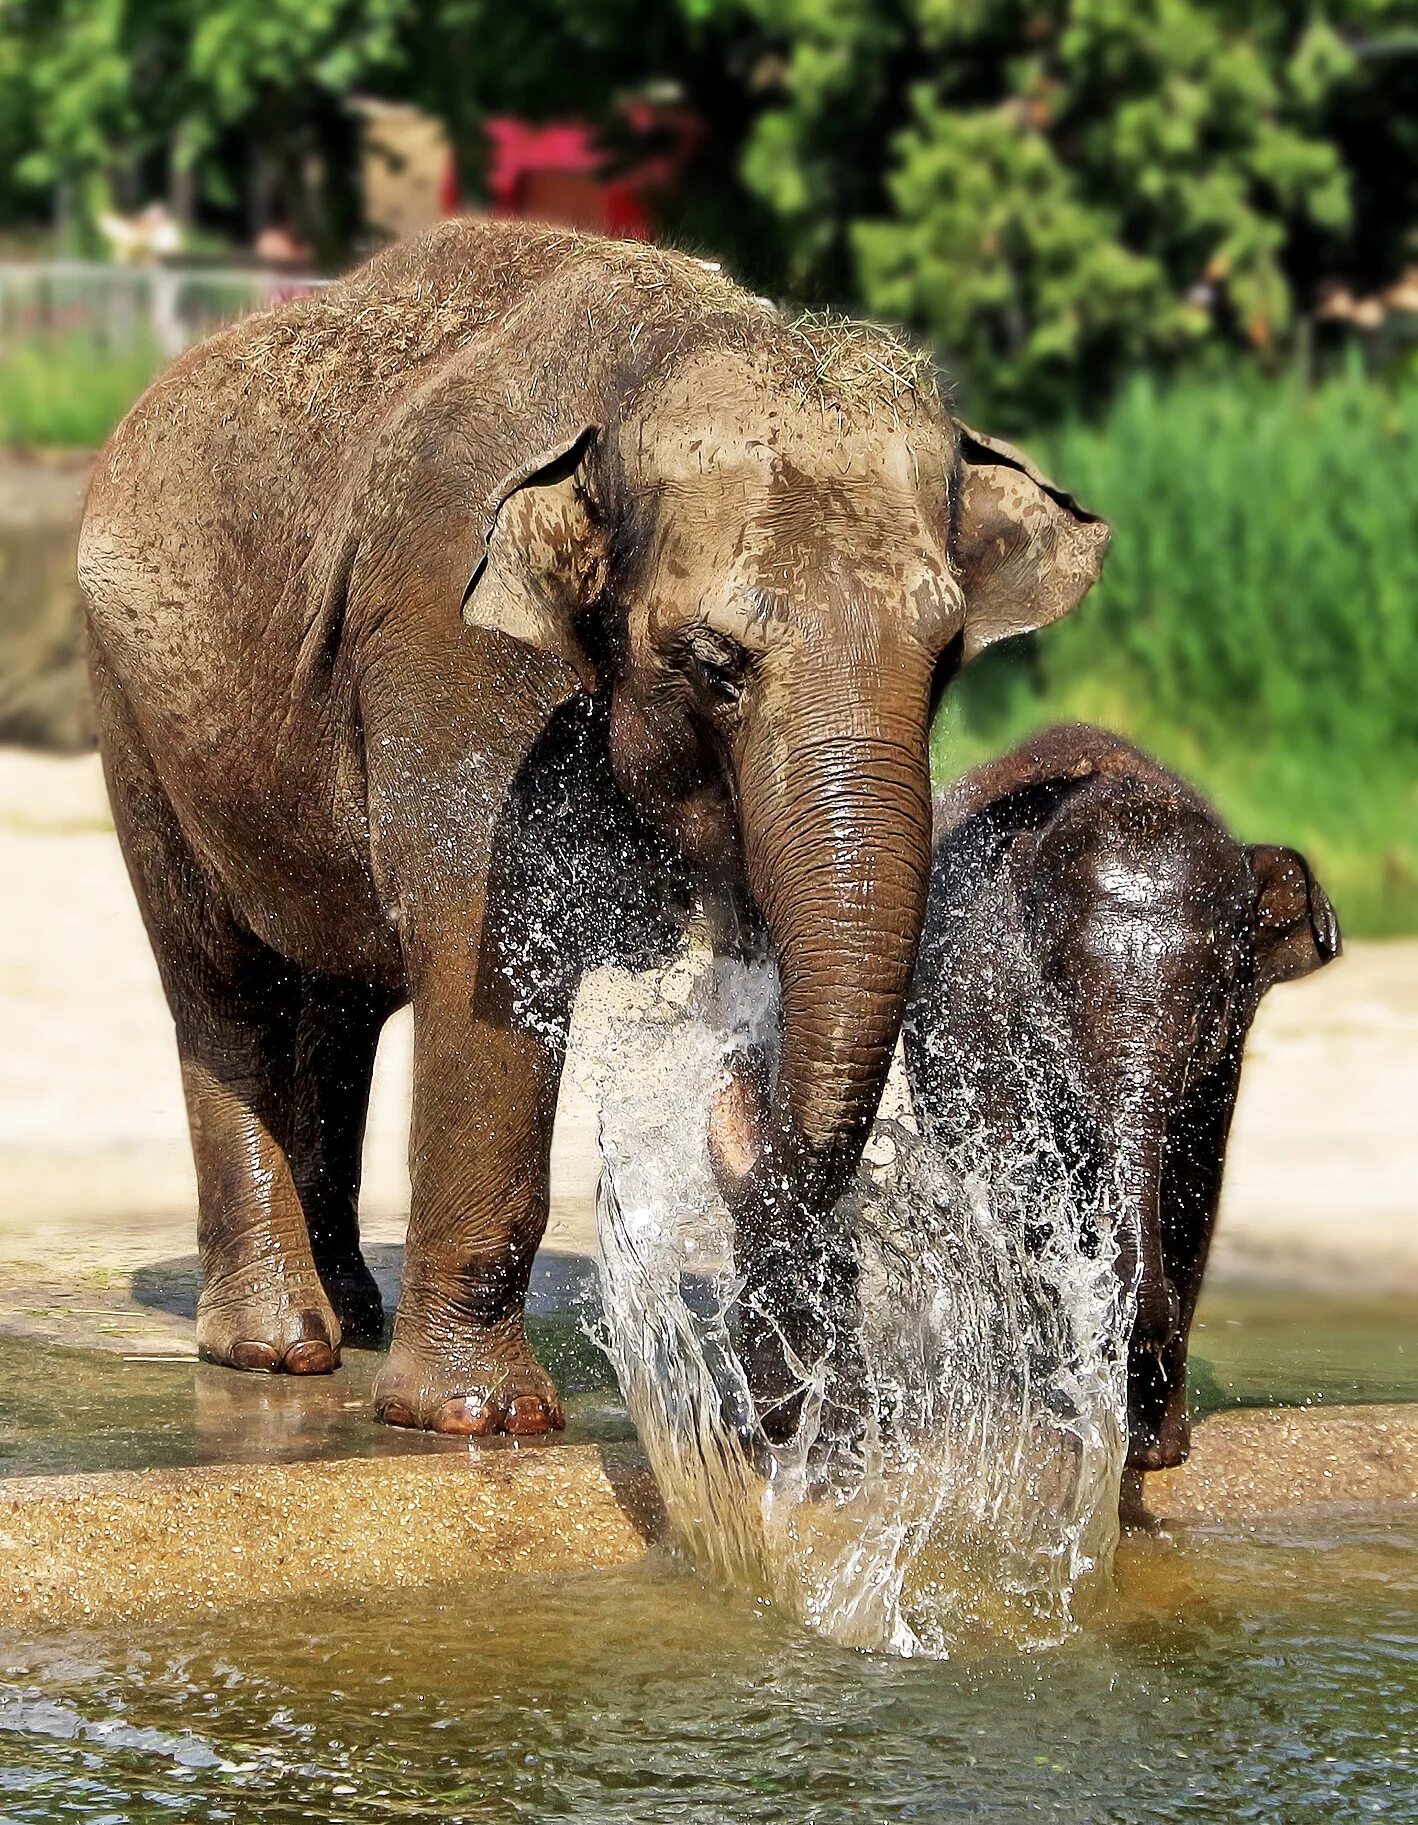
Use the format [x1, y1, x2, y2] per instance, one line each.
[0, 1444, 662, 1627]
[2, 747, 1416, 1356]
[2, 1404, 1414, 1628]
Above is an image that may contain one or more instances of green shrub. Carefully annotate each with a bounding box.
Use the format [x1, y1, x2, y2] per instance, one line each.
[0, 337, 161, 449]
[940, 366, 1418, 936]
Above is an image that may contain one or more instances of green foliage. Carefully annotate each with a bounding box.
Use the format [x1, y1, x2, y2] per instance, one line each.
[0, 0, 417, 256]
[0, 336, 161, 447]
[652, 1, 1418, 419]
[1, 1, 1413, 929]
[2, 1, 1413, 400]
[854, 96, 1191, 420]
[938, 364, 1418, 934]
[0, 0, 736, 252]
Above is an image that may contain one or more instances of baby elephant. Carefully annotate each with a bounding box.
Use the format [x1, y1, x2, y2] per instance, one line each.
[904, 725, 1340, 1472]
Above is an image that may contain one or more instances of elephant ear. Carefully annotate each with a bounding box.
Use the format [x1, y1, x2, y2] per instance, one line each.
[952, 425, 1111, 661]
[462, 424, 604, 687]
[1249, 844, 1342, 990]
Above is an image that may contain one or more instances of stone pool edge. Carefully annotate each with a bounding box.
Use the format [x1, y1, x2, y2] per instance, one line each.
[1, 1406, 1414, 1628]
[1145, 1401, 1418, 1525]
[0, 1442, 663, 1627]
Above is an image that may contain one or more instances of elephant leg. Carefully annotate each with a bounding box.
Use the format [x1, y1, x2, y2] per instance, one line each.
[92, 650, 340, 1374]
[286, 974, 396, 1349]
[733, 1201, 868, 1453]
[373, 968, 569, 1436]
[179, 966, 347, 1373]
[1126, 1340, 1190, 1471]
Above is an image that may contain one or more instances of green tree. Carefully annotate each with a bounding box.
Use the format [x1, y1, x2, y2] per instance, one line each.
[1, 0, 1413, 413]
[717, 0, 1418, 417]
[0, 0, 408, 255]
[0, 0, 744, 260]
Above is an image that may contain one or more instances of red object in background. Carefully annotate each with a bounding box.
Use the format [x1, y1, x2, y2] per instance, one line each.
[451, 107, 698, 239]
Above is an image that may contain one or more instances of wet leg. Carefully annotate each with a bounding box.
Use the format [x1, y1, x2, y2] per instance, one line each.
[92, 651, 340, 1372]
[373, 968, 569, 1436]
[287, 975, 397, 1348]
[179, 961, 344, 1371]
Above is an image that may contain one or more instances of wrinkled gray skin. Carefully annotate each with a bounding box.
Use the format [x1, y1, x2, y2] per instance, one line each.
[905, 726, 1340, 1473]
[79, 220, 1109, 1443]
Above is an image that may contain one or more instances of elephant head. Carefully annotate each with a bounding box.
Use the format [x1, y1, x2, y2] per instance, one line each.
[452, 303, 1109, 1440]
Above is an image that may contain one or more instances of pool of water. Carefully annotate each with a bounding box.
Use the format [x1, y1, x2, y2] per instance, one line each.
[1189, 1286, 1418, 1415]
[2, 1286, 1415, 1820]
[0, 1318, 631, 1481]
[0, 1512, 1414, 1821]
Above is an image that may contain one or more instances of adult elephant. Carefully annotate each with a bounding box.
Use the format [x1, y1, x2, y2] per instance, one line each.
[80, 221, 1109, 1438]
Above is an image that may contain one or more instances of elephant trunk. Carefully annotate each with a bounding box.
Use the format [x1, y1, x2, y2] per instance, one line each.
[734, 685, 934, 1223]
[703, 648, 934, 1444]
[1111, 1118, 1179, 1346]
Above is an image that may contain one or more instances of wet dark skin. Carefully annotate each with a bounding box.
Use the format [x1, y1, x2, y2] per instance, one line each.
[80, 220, 1108, 1441]
[904, 725, 1340, 1477]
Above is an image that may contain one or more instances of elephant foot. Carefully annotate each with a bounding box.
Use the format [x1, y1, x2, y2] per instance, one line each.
[1125, 1420, 1190, 1473]
[1126, 1354, 1190, 1471]
[1118, 1468, 1162, 1532]
[319, 1262, 385, 1350]
[197, 1282, 341, 1375]
[736, 1297, 868, 1458]
[373, 1337, 566, 1437]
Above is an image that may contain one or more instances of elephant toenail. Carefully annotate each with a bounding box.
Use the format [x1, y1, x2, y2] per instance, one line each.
[230, 1340, 281, 1372]
[380, 1399, 419, 1428]
[285, 1339, 337, 1374]
[433, 1398, 485, 1437]
[507, 1395, 560, 1435]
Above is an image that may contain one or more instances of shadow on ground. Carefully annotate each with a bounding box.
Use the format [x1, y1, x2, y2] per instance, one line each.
[0, 1245, 629, 1482]
[129, 1243, 600, 1328]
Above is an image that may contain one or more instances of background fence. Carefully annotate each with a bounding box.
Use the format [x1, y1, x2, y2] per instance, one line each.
[0, 262, 329, 359]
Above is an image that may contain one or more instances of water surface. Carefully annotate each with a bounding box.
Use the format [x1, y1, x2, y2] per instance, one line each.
[1, 1295, 1414, 1819]
[0, 1513, 1413, 1821]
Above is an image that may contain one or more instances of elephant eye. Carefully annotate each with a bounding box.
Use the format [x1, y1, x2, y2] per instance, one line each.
[680, 629, 752, 701]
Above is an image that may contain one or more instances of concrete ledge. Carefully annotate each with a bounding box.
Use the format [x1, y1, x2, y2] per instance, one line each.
[1, 1406, 1413, 1629]
[0, 455, 92, 751]
[0, 1443, 662, 1627]
[1145, 1402, 1418, 1524]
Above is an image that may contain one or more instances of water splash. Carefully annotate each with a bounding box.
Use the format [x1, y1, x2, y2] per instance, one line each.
[569, 943, 1132, 1658]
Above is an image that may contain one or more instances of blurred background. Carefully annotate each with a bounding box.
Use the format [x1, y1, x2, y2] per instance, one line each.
[1, 0, 1415, 922]
[0, 2, 1415, 1339]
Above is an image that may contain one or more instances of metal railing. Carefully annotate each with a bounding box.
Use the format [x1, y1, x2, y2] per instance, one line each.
[0, 261, 331, 358]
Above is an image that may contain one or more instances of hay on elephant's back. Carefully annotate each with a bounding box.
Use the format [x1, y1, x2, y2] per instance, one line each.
[224, 221, 941, 436]
[227, 223, 582, 424]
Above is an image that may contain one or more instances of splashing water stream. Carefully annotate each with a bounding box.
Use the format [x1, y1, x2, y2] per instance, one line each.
[568, 941, 1134, 1659]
